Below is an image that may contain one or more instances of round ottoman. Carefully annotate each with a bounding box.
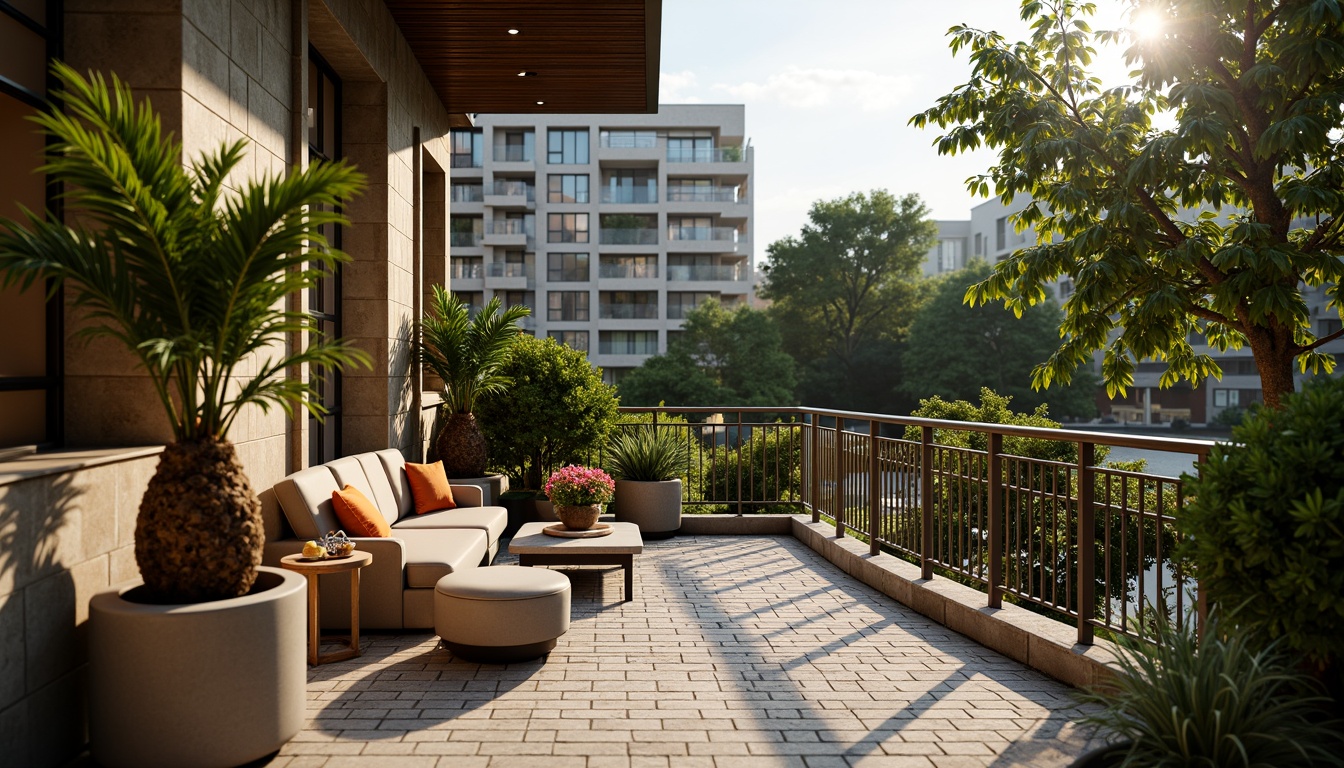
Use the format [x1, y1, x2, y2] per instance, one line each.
[434, 565, 571, 663]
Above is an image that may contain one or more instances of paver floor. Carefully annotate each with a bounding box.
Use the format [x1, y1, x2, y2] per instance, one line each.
[268, 534, 1103, 768]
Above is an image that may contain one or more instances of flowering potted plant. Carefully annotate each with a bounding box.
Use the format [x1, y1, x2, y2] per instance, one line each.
[543, 465, 615, 530]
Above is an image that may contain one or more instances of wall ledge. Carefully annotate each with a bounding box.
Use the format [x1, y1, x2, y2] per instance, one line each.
[0, 446, 164, 487]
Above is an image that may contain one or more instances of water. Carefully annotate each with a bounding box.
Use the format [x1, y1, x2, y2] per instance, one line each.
[1100, 446, 1203, 478]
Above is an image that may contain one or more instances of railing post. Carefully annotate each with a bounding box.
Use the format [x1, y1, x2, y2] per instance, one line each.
[1077, 441, 1096, 645]
[987, 431, 1003, 609]
[735, 411, 744, 516]
[810, 414, 820, 524]
[835, 421, 845, 538]
[920, 425, 934, 580]
[869, 420, 880, 556]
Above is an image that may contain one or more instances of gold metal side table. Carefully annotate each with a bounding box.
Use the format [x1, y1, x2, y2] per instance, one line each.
[279, 550, 373, 665]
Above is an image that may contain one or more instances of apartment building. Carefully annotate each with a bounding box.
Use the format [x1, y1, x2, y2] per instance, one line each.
[927, 194, 1344, 424]
[445, 105, 754, 384]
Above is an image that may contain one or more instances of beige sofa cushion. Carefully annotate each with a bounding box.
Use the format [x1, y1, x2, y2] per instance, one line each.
[326, 455, 399, 530]
[403, 528, 489, 588]
[375, 448, 416, 519]
[391, 506, 508, 542]
[273, 466, 341, 540]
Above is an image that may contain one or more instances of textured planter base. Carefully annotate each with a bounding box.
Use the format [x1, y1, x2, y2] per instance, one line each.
[88, 566, 307, 768]
[613, 479, 682, 536]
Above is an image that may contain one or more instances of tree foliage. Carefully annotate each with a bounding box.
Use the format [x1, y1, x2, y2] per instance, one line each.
[760, 190, 937, 373]
[476, 335, 619, 489]
[618, 300, 796, 407]
[904, 260, 1099, 419]
[912, 0, 1344, 410]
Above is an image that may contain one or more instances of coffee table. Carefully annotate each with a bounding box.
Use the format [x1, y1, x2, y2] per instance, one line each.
[509, 521, 644, 602]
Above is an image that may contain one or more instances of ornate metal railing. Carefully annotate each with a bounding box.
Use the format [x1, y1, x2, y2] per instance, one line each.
[613, 406, 1214, 644]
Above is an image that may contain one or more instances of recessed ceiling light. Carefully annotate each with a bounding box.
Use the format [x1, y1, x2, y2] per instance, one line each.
[507, 28, 520, 35]
[536, 101, 545, 105]
[518, 71, 537, 77]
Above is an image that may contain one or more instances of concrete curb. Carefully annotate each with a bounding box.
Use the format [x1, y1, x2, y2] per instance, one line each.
[785, 516, 1119, 690]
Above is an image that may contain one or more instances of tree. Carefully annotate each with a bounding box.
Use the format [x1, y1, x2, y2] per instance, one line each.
[760, 190, 938, 374]
[0, 66, 367, 601]
[420, 287, 530, 477]
[912, 0, 1344, 410]
[618, 301, 797, 407]
[476, 335, 619, 489]
[904, 261, 1099, 419]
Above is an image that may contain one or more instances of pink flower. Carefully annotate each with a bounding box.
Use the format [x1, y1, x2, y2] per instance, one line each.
[544, 465, 615, 506]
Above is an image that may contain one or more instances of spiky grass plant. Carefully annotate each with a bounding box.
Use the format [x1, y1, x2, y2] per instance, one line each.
[0, 64, 367, 601]
[419, 285, 530, 477]
[1079, 610, 1344, 768]
[606, 427, 689, 482]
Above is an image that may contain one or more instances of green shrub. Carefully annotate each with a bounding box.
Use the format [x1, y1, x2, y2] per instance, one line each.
[700, 423, 802, 511]
[476, 336, 619, 489]
[1180, 376, 1344, 679]
[1080, 610, 1343, 768]
[1212, 405, 1248, 427]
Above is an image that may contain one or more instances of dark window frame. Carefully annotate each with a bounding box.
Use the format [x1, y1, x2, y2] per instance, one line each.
[307, 46, 343, 466]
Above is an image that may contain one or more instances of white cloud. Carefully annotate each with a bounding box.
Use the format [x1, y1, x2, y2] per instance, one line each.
[712, 67, 912, 113]
[659, 70, 705, 103]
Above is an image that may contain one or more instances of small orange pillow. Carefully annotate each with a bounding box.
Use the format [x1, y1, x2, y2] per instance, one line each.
[330, 485, 391, 538]
[405, 460, 457, 515]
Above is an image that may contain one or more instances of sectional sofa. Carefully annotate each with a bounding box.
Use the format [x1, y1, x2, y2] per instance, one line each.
[259, 449, 508, 629]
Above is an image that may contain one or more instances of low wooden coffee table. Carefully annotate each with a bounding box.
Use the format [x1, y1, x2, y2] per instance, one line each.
[509, 521, 644, 602]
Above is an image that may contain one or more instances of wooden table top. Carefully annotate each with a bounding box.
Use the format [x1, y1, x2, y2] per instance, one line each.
[279, 550, 373, 574]
[509, 521, 644, 554]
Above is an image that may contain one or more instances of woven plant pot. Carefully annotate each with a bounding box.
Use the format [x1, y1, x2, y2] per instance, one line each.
[555, 504, 601, 530]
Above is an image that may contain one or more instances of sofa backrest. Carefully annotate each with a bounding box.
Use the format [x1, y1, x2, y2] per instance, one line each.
[375, 449, 415, 519]
[273, 465, 342, 540]
[327, 455, 400, 530]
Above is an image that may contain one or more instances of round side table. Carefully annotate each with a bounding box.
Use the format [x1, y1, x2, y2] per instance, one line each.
[280, 550, 373, 665]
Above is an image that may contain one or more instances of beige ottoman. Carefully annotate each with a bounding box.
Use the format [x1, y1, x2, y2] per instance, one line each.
[434, 565, 571, 662]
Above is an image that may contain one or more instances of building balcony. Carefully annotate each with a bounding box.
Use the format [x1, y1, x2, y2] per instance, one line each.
[598, 303, 659, 320]
[598, 186, 659, 205]
[665, 146, 746, 164]
[666, 186, 742, 203]
[483, 221, 531, 247]
[484, 180, 535, 208]
[490, 146, 535, 171]
[484, 262, 533, 289]
[596, 131, 662, 162]
[598, 228, 659, 246]
[666, 264, 747, 282]
[450, 184, 484, 203]
[449, 232, 483, 248]
[597, 264, 658, 279]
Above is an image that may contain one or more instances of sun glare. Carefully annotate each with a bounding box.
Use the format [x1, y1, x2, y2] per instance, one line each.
[1131, 9, 1166, 42]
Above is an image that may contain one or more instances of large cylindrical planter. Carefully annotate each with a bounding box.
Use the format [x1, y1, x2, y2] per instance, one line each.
[89, 566, 307, 768]
[614, 479, 682, 538]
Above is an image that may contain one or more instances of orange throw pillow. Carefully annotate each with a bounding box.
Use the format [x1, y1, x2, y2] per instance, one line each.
[330, 485, 391, 538]
[405, 460, 457, 515]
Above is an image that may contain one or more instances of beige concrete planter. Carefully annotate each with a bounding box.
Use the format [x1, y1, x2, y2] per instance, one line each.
[614, 479, 682, 538]
[88, 565, 307, 768]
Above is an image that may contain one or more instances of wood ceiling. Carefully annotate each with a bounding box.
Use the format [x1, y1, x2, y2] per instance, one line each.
[384, 0, 662, 116]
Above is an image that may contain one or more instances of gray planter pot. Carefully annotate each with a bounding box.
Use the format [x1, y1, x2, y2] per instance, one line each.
[614, 479, 682, 538]
[88, 565, 307, 768]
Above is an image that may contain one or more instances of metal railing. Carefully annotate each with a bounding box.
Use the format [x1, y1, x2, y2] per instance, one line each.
[450, 232, 483, 247]
[450, 262, 483, 279]
[488, 180, 535, 200]
[666, 146, 745, 163]
[598, 303, 659, 320]
[489, 220, 530, 235]
[612, 406, 1213, 645]
[600, 187, 659, 204]
[493, 146, 533, 162]
[599, 228, 659, 245]
[451, 185, 484, 203]
[667, 186, 742, 203]
[485, 262, 532, 278]
[598, 263, 658, 279]
[668, 226, 739, 242]
[666, 264, 745, 281]
[601, 132, 658, 149]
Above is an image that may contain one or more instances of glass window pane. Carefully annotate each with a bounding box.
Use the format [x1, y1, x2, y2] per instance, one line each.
[0, 390, 46, 446]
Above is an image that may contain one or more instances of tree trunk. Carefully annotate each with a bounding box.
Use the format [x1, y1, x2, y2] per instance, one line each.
[135, 439, 264, 602]
[1247, 326, 1298, 410]
[436, 411, 488, 478]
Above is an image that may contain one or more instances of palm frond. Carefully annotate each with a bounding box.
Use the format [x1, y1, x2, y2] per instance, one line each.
[420, 285, 530, 413]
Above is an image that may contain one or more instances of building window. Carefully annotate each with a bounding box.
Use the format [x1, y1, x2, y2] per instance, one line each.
[973, 232, 983, 256]
[499, 291, 533, 312]
[600, 331, 658, 355]
[547, 174, 589, 203]
[602, 367, 633, 385]
[667, 291, 717, 319]
[451, 128, 483, 168]
[995, 217, 1007, 251]
[666, 135, 713, 163]
[600, 130, 656, 148]
[450, 216, 483, 247]
[450, 182, 483, 203]
[547, 213, 589, 243]
[547, 129, 589, 164]
[599, 255, 657, 279]
[495, 129, 534, 162]
[454, 291, 484, 317]
[547, 291, 590, 321]
[600, 291, 658, 319]
[1319, 317, 1342, 337]
[547, 253, 590, 282]
[0, 1, 61, 451]
[451, 257, 483, 280]
[548, 330, 589, 352]
[307, 48, 343, 465]
[1213, 389, 1240, 408]
[601, 170, 657, 204]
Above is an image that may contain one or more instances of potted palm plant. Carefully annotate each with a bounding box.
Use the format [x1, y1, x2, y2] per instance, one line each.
[420, 286, 530, 478]
[607, 426, 689, 538]
[0, 65, 367, 767]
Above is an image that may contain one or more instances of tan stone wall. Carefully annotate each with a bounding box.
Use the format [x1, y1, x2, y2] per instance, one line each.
[0, 450, 161, 768]
[0, 0, 456, 764]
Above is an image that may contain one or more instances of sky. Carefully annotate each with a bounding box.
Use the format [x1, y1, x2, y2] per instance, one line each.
[658, 0, 1136, 254]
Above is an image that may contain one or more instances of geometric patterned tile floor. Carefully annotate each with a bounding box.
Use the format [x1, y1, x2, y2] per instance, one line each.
[264, 534, 1104, 768]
